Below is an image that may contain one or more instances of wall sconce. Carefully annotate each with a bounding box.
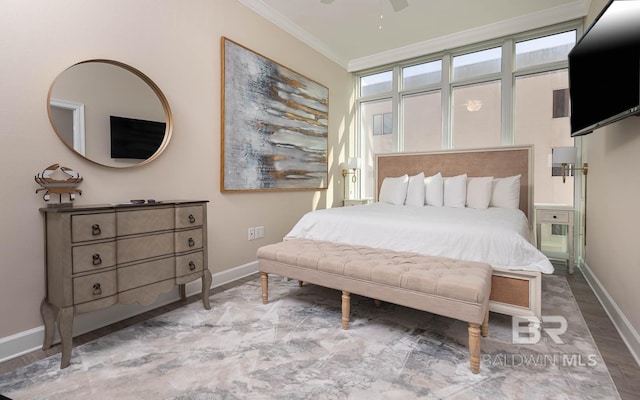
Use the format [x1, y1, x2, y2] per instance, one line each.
[552, 147, 588, 183]
[342, 157, 361, 199]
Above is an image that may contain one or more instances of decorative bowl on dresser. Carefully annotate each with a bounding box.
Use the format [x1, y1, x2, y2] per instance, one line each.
[40, 200, 211, 368]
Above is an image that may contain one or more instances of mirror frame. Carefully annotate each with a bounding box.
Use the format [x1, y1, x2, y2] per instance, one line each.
[47, 59, 173, 168]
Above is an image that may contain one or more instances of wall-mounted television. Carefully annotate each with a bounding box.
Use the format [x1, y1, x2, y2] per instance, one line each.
[568, 0, 640, 137]
[110, 115, 166, 159]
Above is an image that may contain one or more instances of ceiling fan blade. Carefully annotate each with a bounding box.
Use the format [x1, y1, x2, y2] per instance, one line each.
[389, 0, 408, 12]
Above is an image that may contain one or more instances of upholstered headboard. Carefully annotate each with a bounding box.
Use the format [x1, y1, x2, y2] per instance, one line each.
[375, 146, 533, 219]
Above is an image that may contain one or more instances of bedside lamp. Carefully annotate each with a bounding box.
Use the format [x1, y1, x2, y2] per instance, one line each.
[552, 146, 590, 245]
[342, 157, 361, 199]
[552, 147, 588, 183]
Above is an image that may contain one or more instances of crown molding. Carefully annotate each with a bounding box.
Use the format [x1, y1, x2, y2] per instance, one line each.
[237, 0, 590, 73]
[347, 0, 590, 72]
[238, 0, 348, 69]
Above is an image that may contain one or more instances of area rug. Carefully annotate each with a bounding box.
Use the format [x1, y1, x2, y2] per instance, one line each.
[0, 275, 620, 399]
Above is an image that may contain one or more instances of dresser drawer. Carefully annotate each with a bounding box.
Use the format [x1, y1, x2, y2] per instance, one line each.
[117, 207, 174, 236]
[176, 251, 204, 280]
[538, 211, 570, 224]
[117, 232, 175, 264]
[175, 228, 203, 253]
[72, 241, 116, 274]
[71, 213, 116, 242]
[176, 205, 204, 229]
[73, 270, 117, 305]
[118, 257, 175, 292]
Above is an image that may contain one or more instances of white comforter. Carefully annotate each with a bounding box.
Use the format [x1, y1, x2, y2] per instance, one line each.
[285, 203, 554, 274]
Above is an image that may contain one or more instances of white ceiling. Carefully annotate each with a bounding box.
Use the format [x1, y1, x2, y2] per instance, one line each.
[239, 0, 591, 71]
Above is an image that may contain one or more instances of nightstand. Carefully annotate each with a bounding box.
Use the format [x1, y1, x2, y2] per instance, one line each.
[535, 205, 574, 274]
[343, 198, 373, 207]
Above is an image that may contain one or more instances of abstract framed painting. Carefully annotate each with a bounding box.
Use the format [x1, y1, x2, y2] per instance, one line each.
[221, 37, 329, 192]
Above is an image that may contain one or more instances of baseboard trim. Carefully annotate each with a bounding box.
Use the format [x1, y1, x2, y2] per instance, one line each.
[580, 261, 640, 367]
[0, 261, 259, 364]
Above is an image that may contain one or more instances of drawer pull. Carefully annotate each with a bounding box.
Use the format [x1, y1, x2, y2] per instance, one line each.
[188, 214, 196, 224]
[92, 283, 102, 296]
[188, 261, 196, 271]
[92, 224, 102, 236]
[188, 237, 195, 247]
[92, 254, 102, 265]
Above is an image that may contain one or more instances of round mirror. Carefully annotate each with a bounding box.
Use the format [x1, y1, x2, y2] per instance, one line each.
[47, 59, 173, 168]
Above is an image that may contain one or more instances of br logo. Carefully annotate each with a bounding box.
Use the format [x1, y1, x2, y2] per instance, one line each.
[512, 315, 568, 344]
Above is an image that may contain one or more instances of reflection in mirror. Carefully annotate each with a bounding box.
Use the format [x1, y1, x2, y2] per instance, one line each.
[48, 60, 172, 168]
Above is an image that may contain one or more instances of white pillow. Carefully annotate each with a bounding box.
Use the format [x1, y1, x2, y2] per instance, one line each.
[379, 174, 409, 205]
[443, 174, 467, 208]
[405, 172, 425, 206]
[425, 172, 443, 207]
[490, 174, 521, 209]
[466, 176, 494, 209]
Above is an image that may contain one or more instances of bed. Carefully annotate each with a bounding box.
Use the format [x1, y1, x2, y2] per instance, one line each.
[285, 145, 550, 323]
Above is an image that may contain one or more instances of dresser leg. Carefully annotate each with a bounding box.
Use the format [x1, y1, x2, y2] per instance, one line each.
[57, 307, 74, 369]
[40, 299, 55, 350]
[179, 284, 187, 301]
[202, 269, 212, 310]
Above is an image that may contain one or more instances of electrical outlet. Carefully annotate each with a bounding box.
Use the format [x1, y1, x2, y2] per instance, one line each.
[255, 226, 264, 239]
[248, 227, 255, 240]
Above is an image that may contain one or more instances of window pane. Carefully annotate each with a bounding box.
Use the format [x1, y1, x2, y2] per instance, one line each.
[515, 31, 576, 69]
[360, 99, 393, 198]
[451, 81, 501, 148]
[402, 91, 442, 151]
[360, 71, 393, 97]
[452, 47, 501, 81]
[403, 60, 442, 90]
[514, 70, 573, 205]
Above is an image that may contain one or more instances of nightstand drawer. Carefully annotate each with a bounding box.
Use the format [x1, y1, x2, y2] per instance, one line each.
[538, 211, 569, 224]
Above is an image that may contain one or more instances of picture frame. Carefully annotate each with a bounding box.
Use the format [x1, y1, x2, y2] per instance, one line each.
[221, 37, 329, 192]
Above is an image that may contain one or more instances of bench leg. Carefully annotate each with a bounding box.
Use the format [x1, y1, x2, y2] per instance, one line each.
[341, 291, 350, 330]
[481, 307, 489, 337]
[468, 323, 481, 374]
[261, 272, 268, 304]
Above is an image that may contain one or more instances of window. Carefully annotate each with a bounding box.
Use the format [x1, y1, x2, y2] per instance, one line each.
[373, 113, 392, 135]
[452, 80, 502, 148]
[515, 31, 576, 70]
[355, 23, 579, 205]
[452, 47, 501, 81]
[402, 91, 442, 151]
[403, 60, 442, 90]
[360, 71, 392, 97]
[514, 70, 574, 205]
[553, 88, 569, 118]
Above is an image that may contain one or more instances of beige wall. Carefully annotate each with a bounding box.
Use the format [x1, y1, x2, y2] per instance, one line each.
[0, 0, 352, 340]
[581, 0, 640, 361]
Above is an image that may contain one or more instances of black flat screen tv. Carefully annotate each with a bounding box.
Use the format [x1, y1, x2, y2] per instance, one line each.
[568, 0, 640, 137]
[110, 115, 166, 159]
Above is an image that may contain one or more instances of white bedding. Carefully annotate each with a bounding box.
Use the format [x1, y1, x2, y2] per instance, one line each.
[285, 203, 554, 274]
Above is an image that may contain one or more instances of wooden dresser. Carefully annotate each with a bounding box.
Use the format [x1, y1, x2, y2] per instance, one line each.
[40, 200, 211, 368]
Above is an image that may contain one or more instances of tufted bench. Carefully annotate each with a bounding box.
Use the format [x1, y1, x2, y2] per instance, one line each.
[257, 238, 492, 374]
